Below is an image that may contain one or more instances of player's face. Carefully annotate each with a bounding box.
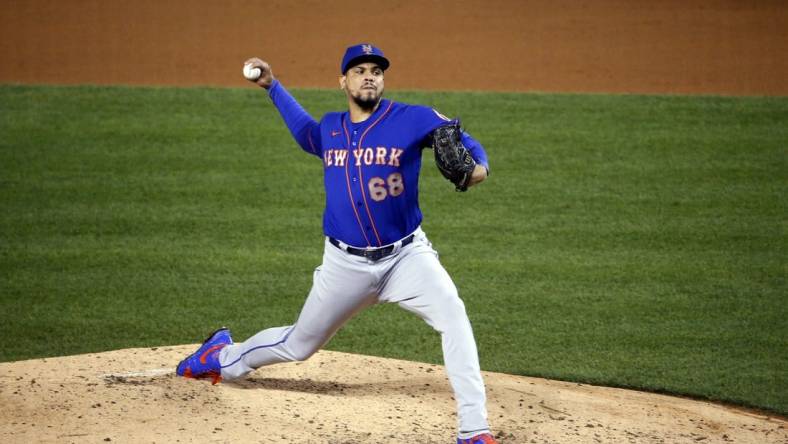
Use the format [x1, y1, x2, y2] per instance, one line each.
[340, 62, 385, 110]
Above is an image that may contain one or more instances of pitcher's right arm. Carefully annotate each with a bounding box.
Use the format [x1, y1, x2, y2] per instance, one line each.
[244, 58, 322, 157]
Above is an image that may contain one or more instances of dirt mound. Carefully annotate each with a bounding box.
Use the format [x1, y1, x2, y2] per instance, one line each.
[0, 346, 784, 443]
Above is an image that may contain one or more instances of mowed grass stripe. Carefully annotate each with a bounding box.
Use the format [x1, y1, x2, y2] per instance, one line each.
[0, 85, 785, 415]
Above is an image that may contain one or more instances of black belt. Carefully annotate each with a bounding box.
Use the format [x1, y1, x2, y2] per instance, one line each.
[329, 234, 415, 261]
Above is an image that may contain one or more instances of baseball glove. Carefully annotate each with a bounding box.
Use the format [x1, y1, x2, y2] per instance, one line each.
[432, 121, 476, 192]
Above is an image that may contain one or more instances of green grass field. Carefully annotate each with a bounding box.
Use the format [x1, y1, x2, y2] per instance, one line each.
[0, 85, 785, 415]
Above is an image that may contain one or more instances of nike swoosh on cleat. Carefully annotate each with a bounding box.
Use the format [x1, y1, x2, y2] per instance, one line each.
[199, 344, 226, 364]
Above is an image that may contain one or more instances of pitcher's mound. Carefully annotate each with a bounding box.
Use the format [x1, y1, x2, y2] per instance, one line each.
[1, 345, 784, 443]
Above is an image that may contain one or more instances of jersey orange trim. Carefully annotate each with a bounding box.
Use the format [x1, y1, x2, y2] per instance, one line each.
[355, 101, 393, 247]
[342, 119, 372, 247]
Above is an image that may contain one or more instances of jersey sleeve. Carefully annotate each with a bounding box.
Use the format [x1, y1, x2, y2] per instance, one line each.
[416, 106, 490, 171]
[267, 79, 322, 157]
[459, 131, 489, 171]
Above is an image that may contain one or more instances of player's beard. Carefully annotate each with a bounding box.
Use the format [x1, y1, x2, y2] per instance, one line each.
[352, 87, 383, 112]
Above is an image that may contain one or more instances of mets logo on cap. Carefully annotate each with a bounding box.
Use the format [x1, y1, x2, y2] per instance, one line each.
[341, 43, 391, 73]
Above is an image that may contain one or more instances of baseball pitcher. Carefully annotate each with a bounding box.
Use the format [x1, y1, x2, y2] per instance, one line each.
[177, 43, 497, 444]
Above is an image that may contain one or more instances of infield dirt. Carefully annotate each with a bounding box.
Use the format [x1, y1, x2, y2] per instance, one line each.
[1, 346, 786, 444]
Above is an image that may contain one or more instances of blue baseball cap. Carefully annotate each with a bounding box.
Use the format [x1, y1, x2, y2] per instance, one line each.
[341, 43, 390, 74]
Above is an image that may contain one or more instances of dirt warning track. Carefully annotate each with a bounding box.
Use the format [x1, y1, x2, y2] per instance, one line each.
[0, 346, 785, 443]
[1, 0, 786, 95]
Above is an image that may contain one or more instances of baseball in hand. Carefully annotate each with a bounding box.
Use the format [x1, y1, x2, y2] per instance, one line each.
[243, 63, 262, 80]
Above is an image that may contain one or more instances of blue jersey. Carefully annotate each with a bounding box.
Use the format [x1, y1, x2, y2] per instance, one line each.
[268, 80, 489, 248]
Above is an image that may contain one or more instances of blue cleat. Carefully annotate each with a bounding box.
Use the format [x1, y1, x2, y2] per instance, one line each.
[457, 433, 499, 444]
[176, 327, 233, 385]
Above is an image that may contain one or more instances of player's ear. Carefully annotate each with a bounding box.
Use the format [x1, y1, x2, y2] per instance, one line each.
[339, 75, 346, 90]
